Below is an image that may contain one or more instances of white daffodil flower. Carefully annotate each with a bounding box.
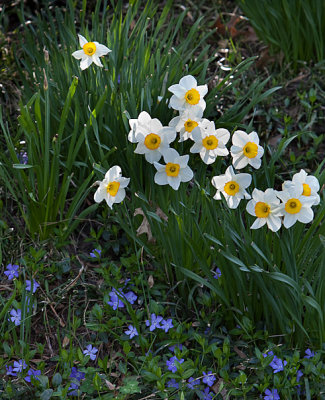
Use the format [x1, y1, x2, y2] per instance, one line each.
[72, 34, 111, 70]
[168, 75, 208, 112]
[168, 108, 204, 142]
[128, 111, 176, 164]
[283, 169, 320, 206]
[211, 166, 252, 209]
[246, 188, 284, 232]
[276, 185, 315, 228]
[190, 120, 230, 164]
[230, 130, 264, 169]
[94, 166, 130, 209]
[154, 148, 193, 191]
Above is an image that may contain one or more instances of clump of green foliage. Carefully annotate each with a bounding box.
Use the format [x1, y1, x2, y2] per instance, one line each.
[238, 0, 325, 68]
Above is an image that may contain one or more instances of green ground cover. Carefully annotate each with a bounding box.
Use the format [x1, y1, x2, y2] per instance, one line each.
[0, 0, 324, 399]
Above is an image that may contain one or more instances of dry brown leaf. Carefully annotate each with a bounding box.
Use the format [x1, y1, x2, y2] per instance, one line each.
[268, 134, 282, 147]
[256, 47, 284, 69]
[234, 345, 247, 359]
[134, 208, 154, 243]
[134, 207, 168, 243]
[241, 26, 259, 42]
[216, 16, 226, 35]
[285, 73, 309, 87]
[156, 207, 168, 222]
[216, 14, 244, 38]
[218, 38, 229, 50]
[148, 275, 154, 288]
[287, 105, 300, 119]
[212, 378, 228, 399]
[104, 379, 116, 390]
[62, 336, 70, 348]
[30, 358, 49, 363]
[186, 10, 194, 22]
[235, 364, 246, 370]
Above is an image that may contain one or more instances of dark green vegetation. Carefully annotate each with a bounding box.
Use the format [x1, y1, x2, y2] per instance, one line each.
[0, 0, 324, 399]
[238, 0, 325, 68]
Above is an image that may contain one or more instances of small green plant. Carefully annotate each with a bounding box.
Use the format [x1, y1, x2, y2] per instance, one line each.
[0, 78, 95, 241]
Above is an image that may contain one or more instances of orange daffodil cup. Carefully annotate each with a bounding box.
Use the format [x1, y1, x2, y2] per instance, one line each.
[72, 34, 111, 70]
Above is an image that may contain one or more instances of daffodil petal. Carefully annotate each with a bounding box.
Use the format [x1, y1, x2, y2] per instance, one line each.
[169, 96, 185, 111]
[179, 75, 197, 90]
[154, 171, 168, 185]
[92, 54, 103, 67]
[105, 165, 122, 180]
[72, 50, 85, 59]
[267, 214, 282, 232]
[145, 150, 161, 164]
[251, 218, 266, 229]
[168, 84, 187, 98]
[167, 175, 181, 190]
[95, 43, 111, 55]
[80, 57, 93, 70]
[78, 34, 88, 47]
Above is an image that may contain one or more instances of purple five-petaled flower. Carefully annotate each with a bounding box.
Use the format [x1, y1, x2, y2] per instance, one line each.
[187, 377, 200, 389]
[269, 356, 287, 373]
[161, 318, 173, 333]
[5, 365, 17, 376]
[83, 344, 98, 361]
[263, 351, 287, 373]
[304, 348, 315, 359]
[214, 268, 221, 279]
[69, 367, 85, 396]
[124, 291, 137, 304]
[13, 359, 27, 373]
[70, 367, 85, 381]
[10, 309, 21, 326]
[167, 378, 179, 389]
[166, 356, 184, 373]
[125, 325, 138, 339]
[24, 368, 41, 383]
[90, 249, 101, 258]
[4, 264, 19, 280]
[68, 382, 80, 396]
[107, 292, 125, 310]
[201, 387, 213, 400]
[264, 388, 280, 400]
[202, 371, 216, 387]
[145, 313, 163, 331]
[26, 279, 40, 293]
